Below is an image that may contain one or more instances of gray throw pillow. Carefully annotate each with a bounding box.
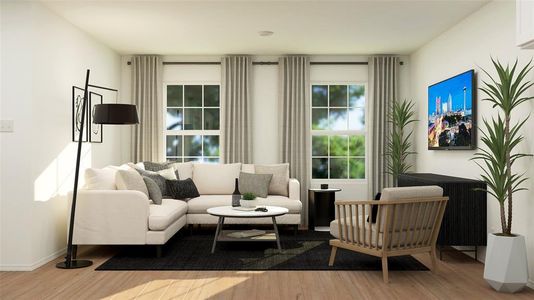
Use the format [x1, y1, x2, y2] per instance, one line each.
[144, 161, 180, 179]
[166, 178, 200, 200]
[255, 164, 289, 196]
[134, 168, 172, 198]
[239, 172, 273, 198]
[143, 176, 162, 205]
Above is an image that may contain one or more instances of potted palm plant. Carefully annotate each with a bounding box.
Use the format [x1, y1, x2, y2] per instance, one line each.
[473, 59, 533, 293]
[385, 99, 417, 186]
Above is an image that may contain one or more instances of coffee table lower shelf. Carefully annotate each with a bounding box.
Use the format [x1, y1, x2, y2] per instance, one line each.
[211, 216, 282, 253]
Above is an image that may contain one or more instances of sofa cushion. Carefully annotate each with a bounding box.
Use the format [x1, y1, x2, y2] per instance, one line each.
[84, 167, 117, 190]
[241, 164, 255, 173]
[143, 161, 173, 172]
[133, 167, 177, 197]
[256, 196, 302, 213]
[255, 163, 290, 196]
[169, 162, 193, 179]
[143, 177, 163, 205]
[239, 172, 272, 198]
[166, 178, 200, 200]
[143, 161, 183, 179]
[192, 163, 242, 194]
[116, 169, 149, 197]
[187, 195, 302, 214]
[148, 199, 188, 231]
[330, 215, 382, 247]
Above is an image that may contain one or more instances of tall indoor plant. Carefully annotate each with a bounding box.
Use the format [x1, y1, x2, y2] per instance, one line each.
[385, 99, 417, 186]
[473, 59, 533, 293]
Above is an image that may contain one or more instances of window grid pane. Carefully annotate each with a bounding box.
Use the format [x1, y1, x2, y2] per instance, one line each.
[311, 83, 366, 180]
[165, 84, 220, 162]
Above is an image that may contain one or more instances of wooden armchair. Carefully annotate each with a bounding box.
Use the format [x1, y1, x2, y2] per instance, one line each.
[328, 186, 448, 283]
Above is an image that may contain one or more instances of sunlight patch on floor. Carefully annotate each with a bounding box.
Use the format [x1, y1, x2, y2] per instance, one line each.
[101, 274, 256, 300]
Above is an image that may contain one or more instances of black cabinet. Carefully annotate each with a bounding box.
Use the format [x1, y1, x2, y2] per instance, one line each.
[308, 189, 341, 230]
[398, 173, 487, 254]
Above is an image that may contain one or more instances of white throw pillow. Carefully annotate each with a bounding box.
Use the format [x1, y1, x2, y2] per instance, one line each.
[255, 163, 290, 196]
[192, 163, 242, 194]
[168, 162, 193, 179]
[84, 167, 117, 190]
[115, 169, 149, 197]
[109, 164, 132, 171]
[156, 168, 177, 180]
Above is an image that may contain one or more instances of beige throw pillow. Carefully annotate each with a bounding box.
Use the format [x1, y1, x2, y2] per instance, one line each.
[116, 169, 149, 197]
[255, 163, 289, 196]
[84, 167, 117, 190]
[168, 162, 193, 179]
[192, 163, 242, 194]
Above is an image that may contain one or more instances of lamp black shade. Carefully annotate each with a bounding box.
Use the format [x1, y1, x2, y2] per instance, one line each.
[93, 104, 139, 125]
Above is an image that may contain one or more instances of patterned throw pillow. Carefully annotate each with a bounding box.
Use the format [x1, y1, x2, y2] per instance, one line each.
[144, 161, 180, 179]
[143, 176, 162, 205]
[166, 178, 200, 200]
[238, 172, 273, 198]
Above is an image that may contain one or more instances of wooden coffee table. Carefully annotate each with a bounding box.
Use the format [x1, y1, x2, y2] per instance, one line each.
[206, 206, 289, 253]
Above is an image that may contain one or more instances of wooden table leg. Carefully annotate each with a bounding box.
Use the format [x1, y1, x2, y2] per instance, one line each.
[272, 216, 282, 252]
[211, 216, 224, 254]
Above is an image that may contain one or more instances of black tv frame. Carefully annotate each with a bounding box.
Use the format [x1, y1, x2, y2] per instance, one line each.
[427, 69, 476, 150]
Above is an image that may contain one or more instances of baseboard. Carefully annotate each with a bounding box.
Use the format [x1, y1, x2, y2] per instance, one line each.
[0, 247, 66, 271]
[528, 280, 534, 290]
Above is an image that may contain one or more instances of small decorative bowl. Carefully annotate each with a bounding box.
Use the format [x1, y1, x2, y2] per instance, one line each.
[240, 199, 258, 208]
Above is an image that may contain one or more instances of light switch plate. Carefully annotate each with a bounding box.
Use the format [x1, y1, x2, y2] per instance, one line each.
[0, 120, 14, 132]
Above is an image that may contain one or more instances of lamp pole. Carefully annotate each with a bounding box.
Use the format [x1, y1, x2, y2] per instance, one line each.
[56, 70, 93, 269]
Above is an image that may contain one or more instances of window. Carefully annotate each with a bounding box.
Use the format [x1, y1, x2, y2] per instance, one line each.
[164, 84, 220, 162]
[311, 84, 366, 180]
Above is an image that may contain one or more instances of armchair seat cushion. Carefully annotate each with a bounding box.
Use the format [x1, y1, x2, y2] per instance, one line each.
[148, 199, 188, 231]
[330, 215, 433, 248]
[330, 216, 382, 247]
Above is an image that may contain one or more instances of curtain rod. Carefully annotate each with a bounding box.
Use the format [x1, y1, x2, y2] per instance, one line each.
[125, 61, 404, 66]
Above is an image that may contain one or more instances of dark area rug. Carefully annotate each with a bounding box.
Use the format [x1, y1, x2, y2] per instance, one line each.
[96, 230, 428, 271]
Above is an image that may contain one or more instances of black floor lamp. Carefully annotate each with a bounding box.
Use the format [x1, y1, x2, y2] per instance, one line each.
[56, 69, 139, 269]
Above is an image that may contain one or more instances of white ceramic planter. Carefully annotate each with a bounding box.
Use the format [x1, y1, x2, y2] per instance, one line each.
[240, 199, 258, 208]
[484, 233, 528, 293]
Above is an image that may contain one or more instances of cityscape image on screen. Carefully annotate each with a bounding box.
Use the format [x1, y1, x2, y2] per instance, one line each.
[428, 70, 475, 149]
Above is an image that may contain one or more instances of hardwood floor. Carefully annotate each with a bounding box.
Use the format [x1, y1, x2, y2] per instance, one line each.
[1, 245, 533, 300]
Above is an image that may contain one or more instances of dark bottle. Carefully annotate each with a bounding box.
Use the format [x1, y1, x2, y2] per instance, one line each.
[232, 178, 241, 207]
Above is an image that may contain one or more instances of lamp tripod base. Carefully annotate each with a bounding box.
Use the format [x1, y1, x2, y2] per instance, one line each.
[56, 259, 93, 269]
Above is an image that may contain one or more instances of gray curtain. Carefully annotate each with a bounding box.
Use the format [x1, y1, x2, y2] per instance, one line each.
[368, 56, 399, 197]
[278, 56, 310, 226]
[221, 56, 252, 163]
[131, 55, 163, 162]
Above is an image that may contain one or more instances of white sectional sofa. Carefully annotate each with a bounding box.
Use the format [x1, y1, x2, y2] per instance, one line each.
[72, 162, 301, 249]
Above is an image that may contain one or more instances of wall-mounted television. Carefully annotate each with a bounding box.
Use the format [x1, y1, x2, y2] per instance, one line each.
[428, 69, 476, 150]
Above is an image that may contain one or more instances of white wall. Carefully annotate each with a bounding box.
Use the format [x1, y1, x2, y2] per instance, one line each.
[120, 55, 411, 202]
[410, 1, 534, 284]
[0, 2, 122, 270]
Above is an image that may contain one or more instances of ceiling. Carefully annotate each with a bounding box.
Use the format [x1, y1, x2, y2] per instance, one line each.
[42, 0, 489, 55]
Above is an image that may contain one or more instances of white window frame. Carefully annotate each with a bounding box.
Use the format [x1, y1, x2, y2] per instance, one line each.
[310, 81, 369, 183]
[162, 81, 221, 162]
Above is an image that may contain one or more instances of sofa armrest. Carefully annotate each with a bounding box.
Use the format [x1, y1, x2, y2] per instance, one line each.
[72, 190, 150, 245]
[289, 178, 300, 201]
